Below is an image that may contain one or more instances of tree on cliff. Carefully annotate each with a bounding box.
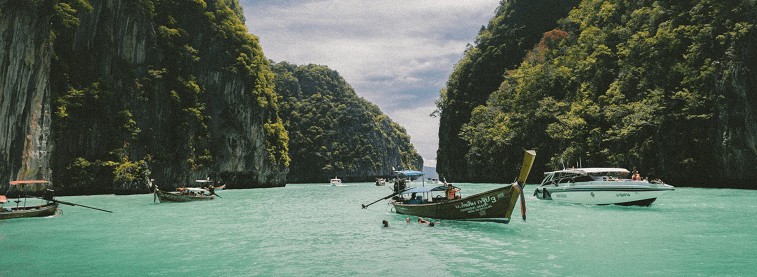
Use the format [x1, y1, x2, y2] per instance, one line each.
[272, 62, 423, 183]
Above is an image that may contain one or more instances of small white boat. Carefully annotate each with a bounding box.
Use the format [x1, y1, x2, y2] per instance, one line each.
[534, 168, 674, 206]
[375, 178, 385, 186]
[330, 177, 342, 186]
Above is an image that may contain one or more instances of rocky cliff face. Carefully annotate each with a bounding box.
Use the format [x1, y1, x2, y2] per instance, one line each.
[1, 0, 288, 194]
[0, 1, 54, 193]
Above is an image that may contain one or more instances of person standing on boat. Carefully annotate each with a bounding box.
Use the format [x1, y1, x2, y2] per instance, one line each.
[631, 168, 641, 181]
[446, 183, 460, 200]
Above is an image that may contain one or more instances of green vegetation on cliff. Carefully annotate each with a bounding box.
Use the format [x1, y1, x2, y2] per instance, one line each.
[441, 0, 757, 187]
[436, 0, 579, 182]
[272, 62, 422, 183]
[48, 0, 288, 193]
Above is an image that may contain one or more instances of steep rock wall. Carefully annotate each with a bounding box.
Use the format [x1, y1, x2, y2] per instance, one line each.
[47, 0, 287, 193]
[0, 1, 53, 192]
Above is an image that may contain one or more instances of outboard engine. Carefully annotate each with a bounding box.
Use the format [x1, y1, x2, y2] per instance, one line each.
[42, 189, 55, 202]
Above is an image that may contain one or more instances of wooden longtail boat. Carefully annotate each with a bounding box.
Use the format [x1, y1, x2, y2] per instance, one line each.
[389, 150, 536, 223]
[1, 180, 59, 220]
[154, 187, 216, 203]
[0, 202, 59, 220]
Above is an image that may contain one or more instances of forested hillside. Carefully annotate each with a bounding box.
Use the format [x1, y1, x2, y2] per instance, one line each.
[438, 0, 757, 188]
[436, 0, 579, 182]
[272, 62, 423, 183]
[1, 0, 290, 194]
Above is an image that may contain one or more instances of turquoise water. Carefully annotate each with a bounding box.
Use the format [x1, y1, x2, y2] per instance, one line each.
[1, 183, 755, 276]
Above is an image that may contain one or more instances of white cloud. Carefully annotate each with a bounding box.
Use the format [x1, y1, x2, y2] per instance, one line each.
[383, 103, 440, 162]
[242, 0, 500, 160]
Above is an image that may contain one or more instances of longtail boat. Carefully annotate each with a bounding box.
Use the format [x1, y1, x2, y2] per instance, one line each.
[1, 180, 59, 220]
[154, 187, 216, 203]
[365, 150, 535, 223]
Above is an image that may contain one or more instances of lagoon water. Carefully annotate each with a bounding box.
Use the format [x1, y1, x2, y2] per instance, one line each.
[1, 183, 755, 276]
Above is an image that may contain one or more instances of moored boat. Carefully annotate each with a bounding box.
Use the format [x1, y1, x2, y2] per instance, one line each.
[195, 178, 224, 190]
[533, 168, 674, 206]
[1, 180, 59, 220]
[366, 150, 536, 223]
[0, 195, 59, 220]
[154, 187, 216, 203]
[2, 180, 112, 219]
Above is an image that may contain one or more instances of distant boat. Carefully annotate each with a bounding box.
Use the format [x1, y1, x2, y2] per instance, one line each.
[382, 150, 536, 223]
[533, 168, 674, 206]
[375, 178, 385, 186]
[195, 178, 224, 190]
[330, 177, 342, 186]
[154, 187, 216, 203]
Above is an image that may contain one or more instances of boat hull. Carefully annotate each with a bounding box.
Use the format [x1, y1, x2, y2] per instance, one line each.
[534, 183, 673, 206]
[391, 185, 521, 223]
[155, 189, 215, 203]
[0, 203, 59, 220]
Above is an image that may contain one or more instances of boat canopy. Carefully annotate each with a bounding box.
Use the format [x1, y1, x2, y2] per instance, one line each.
[394, 170, 424, 177]
[9, 180, 50, 185]
[545, 168, 629, 175]
[178, 187, 209, 192]
[0, 195, 7, 203]
[400, 186, 447, 194]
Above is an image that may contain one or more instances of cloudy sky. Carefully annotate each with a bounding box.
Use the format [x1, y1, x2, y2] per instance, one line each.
[240, 0, 501, 166]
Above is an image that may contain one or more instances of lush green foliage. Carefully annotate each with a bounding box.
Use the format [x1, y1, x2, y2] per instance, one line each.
[436, 0, 579, 181]
[455, 0, 757, 187]
[48, 0, 287, 193]
[272, 62, 422, 183]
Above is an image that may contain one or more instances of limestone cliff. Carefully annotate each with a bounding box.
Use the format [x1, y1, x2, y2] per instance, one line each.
[442, 0, 757, 188]
[1, 0, 289, 194]
[0, 1, 54, 193]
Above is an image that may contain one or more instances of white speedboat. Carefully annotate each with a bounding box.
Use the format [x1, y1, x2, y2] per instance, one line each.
[330, 177, 342, 186]
[534, 168, 674, 206]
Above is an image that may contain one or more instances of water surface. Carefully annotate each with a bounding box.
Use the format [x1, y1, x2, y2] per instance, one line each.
[1, 183, 755, 276]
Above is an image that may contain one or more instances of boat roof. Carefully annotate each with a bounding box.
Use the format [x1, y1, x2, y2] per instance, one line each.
[394, 170, 424, 177]
[545, 168, 630, 175]
[177, 187, 209, 192]
[0, 195, 7, 203]
[9, 180, 50, 185]
[400, 186, 447, 194]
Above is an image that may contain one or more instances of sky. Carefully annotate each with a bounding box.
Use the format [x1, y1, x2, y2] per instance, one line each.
[240, 0, 501, 167]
